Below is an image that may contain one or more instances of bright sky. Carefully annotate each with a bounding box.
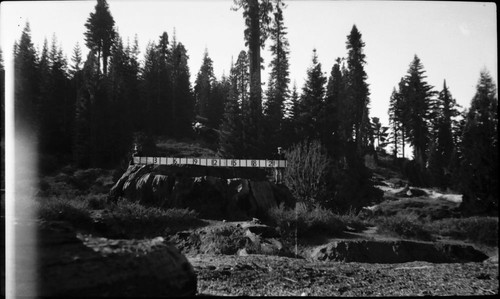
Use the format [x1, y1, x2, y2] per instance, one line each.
[1, 0, 497, 125]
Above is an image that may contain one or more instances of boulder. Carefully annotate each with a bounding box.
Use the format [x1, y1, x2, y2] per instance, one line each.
[37, 221, 197, 297]
[109, 165, 296, 220]
[311, 240, 488, 263]
[249, 181, 277, 213]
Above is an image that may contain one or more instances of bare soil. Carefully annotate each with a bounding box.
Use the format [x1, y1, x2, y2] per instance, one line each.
[167, 219, 499, 296]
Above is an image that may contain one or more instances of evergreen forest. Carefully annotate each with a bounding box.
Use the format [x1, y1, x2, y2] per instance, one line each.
[4, 0, 498, 216]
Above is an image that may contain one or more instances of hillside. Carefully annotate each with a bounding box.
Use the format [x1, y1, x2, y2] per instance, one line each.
[2, 138, 498, 296]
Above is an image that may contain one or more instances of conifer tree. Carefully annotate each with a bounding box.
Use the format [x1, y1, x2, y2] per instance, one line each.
[264, 0, 290, 153]
[345, 25, 370, 154]
[194, 49, 215, 121]
[459, 70, 498, 215]
[296, 49, 326, 141]
[84, 0, 116, 75]
[233, 0, 273, 157]
[69, 42, 83, 78]
[208, 76, 229, 130]
[427, 80, 459, 188]
[14, 22, 40, 133]
[402, 55, 435, 167]
[323, 58, 347, 158]
[170, 41, 194, 137]
[219, 61, 244, 157]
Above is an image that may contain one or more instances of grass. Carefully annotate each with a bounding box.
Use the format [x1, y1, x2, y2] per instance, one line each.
[35, 195, 202, 238]
[201, 226, 248, 255]
[373, 197, 460, 220]
[425, 216, 498, 246]
[268, 202, 346, 238]
[374, 213, 435, 241]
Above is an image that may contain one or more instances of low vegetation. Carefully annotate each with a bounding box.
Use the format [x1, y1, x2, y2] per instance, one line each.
[35, 194, 201, 238]
[268, 202, 345, 238]
[425, 217, 498, 246]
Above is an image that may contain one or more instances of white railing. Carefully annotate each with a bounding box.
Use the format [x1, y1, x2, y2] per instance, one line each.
[133, 156, 287, 168]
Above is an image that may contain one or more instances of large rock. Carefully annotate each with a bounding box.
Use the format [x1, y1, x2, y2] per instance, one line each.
[37, 221, 197, 297]
[311, 240, 488, 263]
[109, 165, 290, 220]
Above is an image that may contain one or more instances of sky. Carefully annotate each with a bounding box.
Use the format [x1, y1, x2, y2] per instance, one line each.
[1, 0, 497, 125]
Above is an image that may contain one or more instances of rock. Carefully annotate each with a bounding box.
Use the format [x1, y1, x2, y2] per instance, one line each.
[240, 222, 278, 238]
[109, 165, 295, 220]
[38, 221, 197, 297]
[311, 240, 488, 263]
[249, 181, 277, 213]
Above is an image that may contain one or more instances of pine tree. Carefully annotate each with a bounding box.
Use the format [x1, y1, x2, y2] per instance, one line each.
[427, 80, 459, 188]
[233, 0, 273, 157]
[402, 55, 435, 168]
[84, 0, 116, 75]
[323, 58, 347, 158]
[219, 61, 244, 157]
[170, 41, 194, 138]
[69, 42, 83, 78]
[388, 87, 401, 158]
[459, 70, 498, 215]
[194, 49, 215, 121]
[208, 76, 229, 130]
[296, 49, 326, 141]
[371, 117, 389, 151]
[14, 22, 39, 133]
[263, 0, 290, 154]
[345, 25, 370, 154]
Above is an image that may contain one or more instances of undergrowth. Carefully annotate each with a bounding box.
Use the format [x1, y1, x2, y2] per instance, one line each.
[425, 216, 498, 246]
[36, 195, 201, 238]
[268, 202, 345, 238]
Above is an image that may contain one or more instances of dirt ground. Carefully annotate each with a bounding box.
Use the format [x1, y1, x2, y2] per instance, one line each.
[190, 253, 498, 296]
[167, 219, 498, 297]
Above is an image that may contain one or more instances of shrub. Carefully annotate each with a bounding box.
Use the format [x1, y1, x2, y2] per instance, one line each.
[426, 216, 498, 246]
[100, 199, 201, 237]
[373, 198, 460, 221]
[375, 213, 434, 241]
[81, 194, 108, 210]
[284, 140, 331, 206]
[268, 202, 345, 238]
[36, 197, 93, 229]
[201, 226, 248, 255]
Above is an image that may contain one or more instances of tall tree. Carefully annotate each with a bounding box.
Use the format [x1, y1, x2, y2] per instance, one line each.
[14, 22, 39, 133]
[323, 57, 347, 159]
[427, 80, 460, 188]
[263, 0, 290, 153]
[219, 61, 244, 157]
[402, 55, 435, 167]
[459, 70, 498, 215]
[84, 0, 116, 75]
[194, 49, 215, 121]
[296, 49, 326, 141]
[233, 0, 273, 157]
[345, 25, 371, 154]
[170, 41, 194, 137]
[69, 42, 83, 78]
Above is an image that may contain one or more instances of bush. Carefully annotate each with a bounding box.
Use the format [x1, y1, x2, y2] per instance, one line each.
[425, 216, 498, 246]
[202, 226, 248, 255]
[373, 198, 460, 221]
[268, 202, 345, 238]
[36, 197, 93, 229]
[101, 199, 201, 237]
[284, 140, 331, 206]
[375, 213, 434, 241]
